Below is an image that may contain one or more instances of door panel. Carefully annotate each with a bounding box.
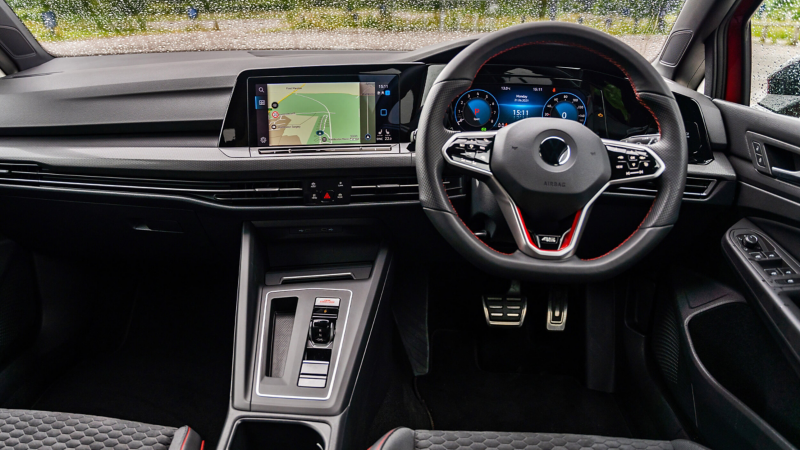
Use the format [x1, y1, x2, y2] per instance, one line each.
[701, 98, 800, 449]
[716, 100, 800, 210]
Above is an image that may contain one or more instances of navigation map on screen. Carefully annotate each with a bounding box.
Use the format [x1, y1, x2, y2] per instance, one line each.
[255, 82, 377, 147]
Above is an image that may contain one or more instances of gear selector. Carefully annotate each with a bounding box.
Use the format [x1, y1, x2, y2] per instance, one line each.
[298, 297, 341, 388]
[309, 318, 334, 344]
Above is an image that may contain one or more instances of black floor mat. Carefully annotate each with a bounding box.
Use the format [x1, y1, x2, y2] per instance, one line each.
[31, 266, 235, 448]
[416, 329, 633, 437]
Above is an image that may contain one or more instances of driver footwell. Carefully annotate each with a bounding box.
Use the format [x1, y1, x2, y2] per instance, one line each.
[416, 329, 634, 437]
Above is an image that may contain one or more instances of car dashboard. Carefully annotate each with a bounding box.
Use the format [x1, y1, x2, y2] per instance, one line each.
[0, 41, 732, 213]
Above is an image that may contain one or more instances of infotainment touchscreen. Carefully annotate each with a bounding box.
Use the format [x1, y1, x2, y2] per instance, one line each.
[249, 75, 399, 148]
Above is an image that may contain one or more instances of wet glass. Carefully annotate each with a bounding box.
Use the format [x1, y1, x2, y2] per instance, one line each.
[751, 0, 800, 118]
[5, 0, 685, 57]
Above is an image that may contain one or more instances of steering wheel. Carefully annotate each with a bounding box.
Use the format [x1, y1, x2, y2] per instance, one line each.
[417, 22, 688, 282]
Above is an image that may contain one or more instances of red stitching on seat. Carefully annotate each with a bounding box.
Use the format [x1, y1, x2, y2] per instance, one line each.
[369, 427, 398, 450]
[179, 428, 191, 450]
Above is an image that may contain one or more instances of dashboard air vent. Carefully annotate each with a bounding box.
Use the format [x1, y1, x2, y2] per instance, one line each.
[0, 163, 40, 181]
[350, 175, 464, 203]
[607, 176, 716, 199]
[213, 180, 303, 205]
[0, 164, 304, 206]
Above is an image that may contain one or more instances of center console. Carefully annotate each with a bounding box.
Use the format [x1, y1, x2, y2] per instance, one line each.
[218, 220, 396, 450]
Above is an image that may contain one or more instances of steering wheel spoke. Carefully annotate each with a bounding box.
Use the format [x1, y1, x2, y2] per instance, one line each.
[603, 139, 665, 185]
[442, 131, 497, 177]
[484, 177, 589, 260]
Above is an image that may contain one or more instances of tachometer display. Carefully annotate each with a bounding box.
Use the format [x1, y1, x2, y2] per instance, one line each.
[454, 89, 500, 131]
[542, 93, 587, 124]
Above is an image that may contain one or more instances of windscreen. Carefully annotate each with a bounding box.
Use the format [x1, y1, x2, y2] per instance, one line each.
[5, 0, 686, 57]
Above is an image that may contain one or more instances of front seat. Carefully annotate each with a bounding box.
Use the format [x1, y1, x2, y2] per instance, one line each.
[0, 409, 203, 450]
[369, 428, 710, 450]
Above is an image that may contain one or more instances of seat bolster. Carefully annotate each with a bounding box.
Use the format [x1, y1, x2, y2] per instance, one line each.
[368, 427, 415, 450]
[671, 439, 710, 450]
[169, 426, 204, 450]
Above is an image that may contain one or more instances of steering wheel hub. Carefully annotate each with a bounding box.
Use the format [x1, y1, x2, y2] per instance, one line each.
[492, 117, 611, 222]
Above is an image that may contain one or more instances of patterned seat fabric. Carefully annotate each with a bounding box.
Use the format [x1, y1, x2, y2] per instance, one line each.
[0, 409, 202, 450]
[369, 428, 710, 450]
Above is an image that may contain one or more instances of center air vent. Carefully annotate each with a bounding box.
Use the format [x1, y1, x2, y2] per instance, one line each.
[212, 180, 303, 204]
[0, 163, 465, 206]
[350, 175, 464, 203]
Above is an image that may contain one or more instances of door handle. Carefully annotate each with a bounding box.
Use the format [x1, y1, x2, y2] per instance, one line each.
[771, 167, 800, 183]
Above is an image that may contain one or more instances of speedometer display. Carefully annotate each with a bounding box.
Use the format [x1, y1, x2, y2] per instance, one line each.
[542, 93, 587, 124]
[445, 67, 660, 140]
[454, 90, 500, 131]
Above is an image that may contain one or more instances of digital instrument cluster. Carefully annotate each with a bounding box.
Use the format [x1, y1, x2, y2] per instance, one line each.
[446, 66, 659, 141]
[452, 86, 588, 131]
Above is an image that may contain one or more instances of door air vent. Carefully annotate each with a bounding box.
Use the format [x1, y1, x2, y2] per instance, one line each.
[350, 175, 464, 203]
[606, 177, 717, 199]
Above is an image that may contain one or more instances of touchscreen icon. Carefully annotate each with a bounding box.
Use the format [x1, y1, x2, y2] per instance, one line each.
[271, 111, 279, 118]
[257, 87, 264, 93]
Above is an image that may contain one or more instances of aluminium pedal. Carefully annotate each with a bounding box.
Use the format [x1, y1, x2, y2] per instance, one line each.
[482, 280, 527, 327]
[546, 286, 568, 331]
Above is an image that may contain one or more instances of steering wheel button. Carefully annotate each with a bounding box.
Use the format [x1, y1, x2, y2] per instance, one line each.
[474, 152, 491, 164]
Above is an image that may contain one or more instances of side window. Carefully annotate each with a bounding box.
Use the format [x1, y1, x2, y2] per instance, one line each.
[751, 0, 800, 117]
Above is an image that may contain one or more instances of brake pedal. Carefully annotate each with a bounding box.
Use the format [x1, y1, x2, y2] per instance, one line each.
[547, 286, 568, 331]
[482, 280, 527, 327]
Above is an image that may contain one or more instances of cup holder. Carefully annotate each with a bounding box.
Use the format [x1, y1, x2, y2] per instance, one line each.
[228, 420, 326, 450]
